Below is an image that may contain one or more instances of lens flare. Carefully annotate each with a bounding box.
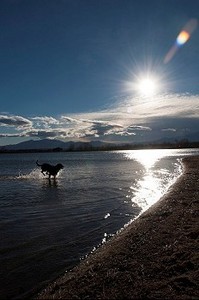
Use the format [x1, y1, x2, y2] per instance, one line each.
[176, 30, 190, 46]
[164, 18, 198, 64]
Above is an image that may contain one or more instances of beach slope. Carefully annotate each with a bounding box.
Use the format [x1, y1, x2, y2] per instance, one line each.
[37, 156, 199, 299]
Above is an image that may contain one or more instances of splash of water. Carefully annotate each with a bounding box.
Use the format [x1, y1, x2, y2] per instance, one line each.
[16, 168, 44, 180]
[16, 168, 64, 180]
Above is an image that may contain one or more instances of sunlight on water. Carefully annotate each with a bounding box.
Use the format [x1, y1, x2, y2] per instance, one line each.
[124, 149, 171, 171]
[132, 168, 178, 211]
[121, 150, 182, 212]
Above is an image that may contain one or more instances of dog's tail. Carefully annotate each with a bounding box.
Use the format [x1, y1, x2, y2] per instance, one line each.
[36, 160, 41, 166]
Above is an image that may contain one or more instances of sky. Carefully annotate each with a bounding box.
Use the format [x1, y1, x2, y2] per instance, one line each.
[0, 0, 199, 146]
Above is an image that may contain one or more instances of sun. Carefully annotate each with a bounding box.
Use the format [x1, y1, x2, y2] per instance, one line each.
[123, 72, 162, 97]
[137, 77, 158, 97]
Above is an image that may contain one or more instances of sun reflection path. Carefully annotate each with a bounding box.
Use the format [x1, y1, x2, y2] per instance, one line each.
[124, 149, 171, 171]
[123, 149, 181, 213]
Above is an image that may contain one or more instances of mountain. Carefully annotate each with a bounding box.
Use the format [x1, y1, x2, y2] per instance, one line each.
[1, 134, 199, 152]
[0, 139, 114, 151]
[1, 139, 68, 150]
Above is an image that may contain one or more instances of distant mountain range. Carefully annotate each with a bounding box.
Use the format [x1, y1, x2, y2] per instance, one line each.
[0, 139, 114, 151]
[0, 134, 199, 152]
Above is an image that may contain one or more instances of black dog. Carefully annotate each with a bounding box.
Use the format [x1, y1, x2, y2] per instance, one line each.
[36, 160, 64, 179]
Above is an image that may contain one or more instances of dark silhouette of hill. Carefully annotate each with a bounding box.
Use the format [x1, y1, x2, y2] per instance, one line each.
[0, 139, 115, 152]
[0, 138, 199, 153]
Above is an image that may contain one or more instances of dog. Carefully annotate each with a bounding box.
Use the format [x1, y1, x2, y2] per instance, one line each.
[36, 160, 64, 179]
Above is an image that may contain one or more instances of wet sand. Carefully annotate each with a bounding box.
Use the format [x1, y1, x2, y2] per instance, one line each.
[37, 156, 199, 299]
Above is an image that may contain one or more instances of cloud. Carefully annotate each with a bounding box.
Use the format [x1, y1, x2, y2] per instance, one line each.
[162, 128, 176, 132]
[31, 116, 60, 127]
[112, 93, 199, 123]
[0, 133, 23, 138]
[60, 116, 80, 124]
[128, 125, 152, 131]
[59, 116, 126, 138]
[87, 122, 123, 137]
[0, 115, 32, 128]
[27, 130, 59, 138]
[0, 93, 199, 145]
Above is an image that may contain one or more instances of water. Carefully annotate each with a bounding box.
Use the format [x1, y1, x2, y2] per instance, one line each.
[0, 149, 198, 299]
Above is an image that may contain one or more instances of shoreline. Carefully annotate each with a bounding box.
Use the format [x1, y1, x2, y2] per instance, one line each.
[37, 156, 199, 299]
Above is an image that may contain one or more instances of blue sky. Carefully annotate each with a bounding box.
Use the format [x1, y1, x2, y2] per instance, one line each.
[0, 0, 198, 146]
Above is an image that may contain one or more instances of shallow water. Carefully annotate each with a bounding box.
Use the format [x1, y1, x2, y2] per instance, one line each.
[0, 149, 198, 298]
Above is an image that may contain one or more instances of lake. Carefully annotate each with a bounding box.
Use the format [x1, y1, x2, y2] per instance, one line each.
[0, 148, 199, 299]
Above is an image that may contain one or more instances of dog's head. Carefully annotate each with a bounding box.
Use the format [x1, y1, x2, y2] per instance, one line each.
[57, 163, 64, 170]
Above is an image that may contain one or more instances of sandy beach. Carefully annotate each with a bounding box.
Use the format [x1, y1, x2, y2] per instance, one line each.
[37, 156, 199, 299]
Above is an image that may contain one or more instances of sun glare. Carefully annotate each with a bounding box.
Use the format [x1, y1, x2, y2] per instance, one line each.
[137, 77, 158, 96]
[124, 71, 162, 97]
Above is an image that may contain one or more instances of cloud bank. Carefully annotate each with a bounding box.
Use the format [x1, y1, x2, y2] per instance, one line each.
[0, 93, 198, 145]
